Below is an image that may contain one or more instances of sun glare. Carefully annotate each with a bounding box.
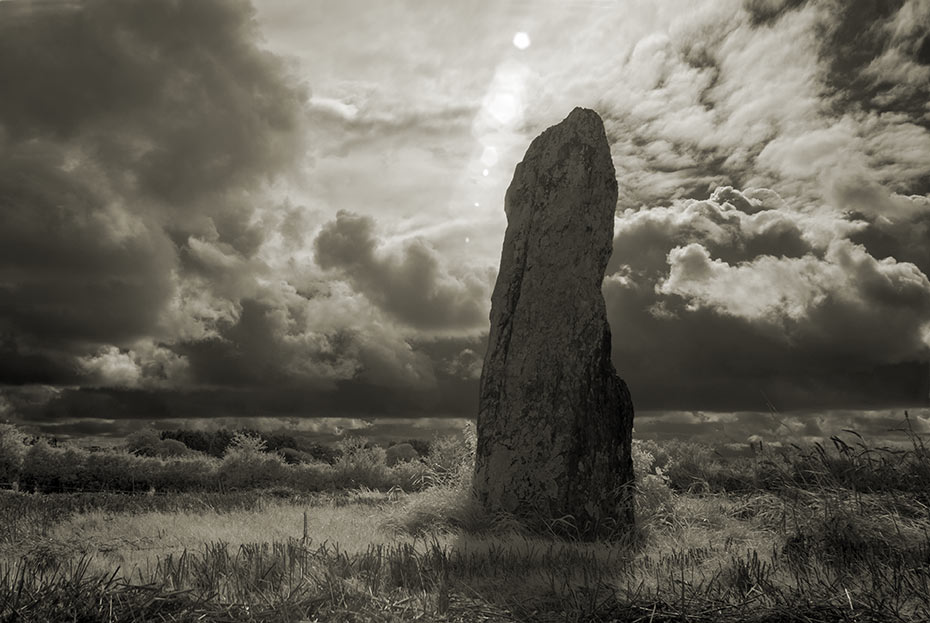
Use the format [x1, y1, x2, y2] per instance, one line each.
[513, 31, 531, 50]
[486, 93, 519, 125]
[480, 146, 499, 167]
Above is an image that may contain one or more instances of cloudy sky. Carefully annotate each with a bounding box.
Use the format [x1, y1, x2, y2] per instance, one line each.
[1, 0, 928, 445]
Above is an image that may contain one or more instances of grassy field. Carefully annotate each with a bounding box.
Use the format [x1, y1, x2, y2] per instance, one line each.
[1, 420, 930, 622]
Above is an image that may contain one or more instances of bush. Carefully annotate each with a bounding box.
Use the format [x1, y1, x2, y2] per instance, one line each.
[218, 432, 288, 490]
[279, 447, 313, 465]
[149, 456, 218, 492]
[127, 429, 195, 458]
[331, 437, 391, 490]
[632, 438, 671, 471]
[385, 443, 420, 466]
[158, 439, 192, 457]
[160, 428, 234, 458]
[302, 442, 342, 464]
[382, 485, 495, 536]
[393, 438, 431, 457]
[20, 441, 87, 492]
[81, 451, 148, 491]
[283, 462, 334, 492]
[0, 423, 27, 485]
[632, 439, 675, 524]
[659, 441, 754, 493]
[421, 421, 476, 489]
[388, 459, 428, 491]
[126, 429, 161, 456]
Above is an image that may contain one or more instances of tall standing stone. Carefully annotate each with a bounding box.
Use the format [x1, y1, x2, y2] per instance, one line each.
[474, 107, 634, 539]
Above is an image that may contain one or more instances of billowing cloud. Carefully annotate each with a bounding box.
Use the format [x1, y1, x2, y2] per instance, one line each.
[314, 211, 491, 332]
[0, 0, 308, 385]
[606, 185, 930, 412]
[1, 0, 928, 438]
[78, 342, 190, 389]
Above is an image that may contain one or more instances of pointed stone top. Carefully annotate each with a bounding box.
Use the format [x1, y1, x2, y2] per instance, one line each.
[524, 107, 609, 159]
[565, 106, 603, 124]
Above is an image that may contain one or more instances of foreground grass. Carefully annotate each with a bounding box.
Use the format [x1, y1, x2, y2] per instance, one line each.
[2, 481, 929, 622]
[3, 421, 930, 622]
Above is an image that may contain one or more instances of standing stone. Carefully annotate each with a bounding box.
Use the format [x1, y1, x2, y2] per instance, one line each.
[474, 107, 634, 539]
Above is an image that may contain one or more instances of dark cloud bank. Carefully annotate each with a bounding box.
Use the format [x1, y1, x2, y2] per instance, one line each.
[0, 0, 928, 444]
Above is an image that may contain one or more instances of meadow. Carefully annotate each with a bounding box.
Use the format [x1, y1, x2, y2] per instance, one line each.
[1, 417, 929, 622]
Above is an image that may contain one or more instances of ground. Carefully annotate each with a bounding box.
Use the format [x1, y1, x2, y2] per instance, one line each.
[2, 475, 928, 622]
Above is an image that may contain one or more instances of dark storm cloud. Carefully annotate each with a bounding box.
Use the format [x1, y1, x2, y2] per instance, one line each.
[0, 144, 176, 347]
[0, 0, 307, 387]
[0, 336, 81, 386]
[3, 379, 478, 427]
[314, 211, 490, 332]
[741, 0, 808, 26]
[818, 0, 930, 122]
[2, 0, 928, 434]
[0, 0, 306, 202]
[606, 187, 930, 412]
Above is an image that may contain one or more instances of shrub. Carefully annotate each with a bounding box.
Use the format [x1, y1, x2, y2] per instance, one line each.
[160, 428, 234, 458]
[632, 439, 674, 524]
[127, 429, 195, 458]
[218, 432, 287, 490]
[388, 459, 428, 492]
[20, 441, 87, 492]
[382, 485, 495, 536]
[301, 442, 342, 464]
[421, 421, 476, 489]
[331, 437, 391, 490]
[150, 456, 218, 492]
[631, 439, 655, 479]
[283, 462, 334, 492]
[385, 443, 420, 467]
[0, 423, 27, 484]
[394, 438, 431, 457]
[279, 447, 313, 465]
[158, 439, 192, 457]
[631, 438, 671, 471]
[81, 450, 148, 491]
[659, 441, 754, 492]
[126, 428, 162, 456]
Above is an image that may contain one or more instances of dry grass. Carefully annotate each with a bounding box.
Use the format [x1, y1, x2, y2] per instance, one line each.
[2, 419, 930, 622]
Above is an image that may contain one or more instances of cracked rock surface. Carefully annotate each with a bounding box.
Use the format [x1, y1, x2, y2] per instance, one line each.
[474, 107, 635, 539]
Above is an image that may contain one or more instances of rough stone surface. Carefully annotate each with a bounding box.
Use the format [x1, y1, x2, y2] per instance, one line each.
[473, 107, 635, 539]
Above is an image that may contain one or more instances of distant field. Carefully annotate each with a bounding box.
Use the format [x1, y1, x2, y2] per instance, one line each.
[2, 422, 930, 622]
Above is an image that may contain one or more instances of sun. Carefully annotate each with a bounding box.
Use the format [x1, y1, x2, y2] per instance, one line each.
[512, 31, 531, 50]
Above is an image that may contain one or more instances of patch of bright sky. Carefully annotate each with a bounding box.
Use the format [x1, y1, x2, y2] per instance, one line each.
[250, 0, 653, 269]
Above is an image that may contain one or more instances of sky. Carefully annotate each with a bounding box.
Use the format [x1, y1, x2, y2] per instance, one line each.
[0, 0, 929, 446]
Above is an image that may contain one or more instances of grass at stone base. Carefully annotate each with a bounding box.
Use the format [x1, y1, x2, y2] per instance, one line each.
[2, 482, 929, 623]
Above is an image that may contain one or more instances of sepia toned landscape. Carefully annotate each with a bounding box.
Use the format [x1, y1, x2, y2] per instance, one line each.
[2, 0, 929, 621]
[2, 418, 930, 621]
